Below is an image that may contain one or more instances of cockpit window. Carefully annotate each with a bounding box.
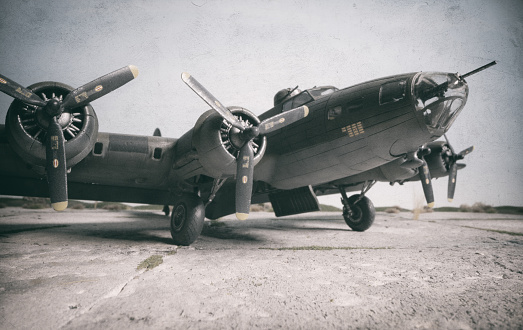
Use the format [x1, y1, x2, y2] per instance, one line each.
[308, 86, 338, 99]
[282, 91, 313, 111]
[379, 80, 407, 105]
[282, 86, 338, 111]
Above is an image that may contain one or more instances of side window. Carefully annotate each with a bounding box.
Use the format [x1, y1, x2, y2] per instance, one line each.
[379, 80, 406, 105]
[327, 106, 342, 120]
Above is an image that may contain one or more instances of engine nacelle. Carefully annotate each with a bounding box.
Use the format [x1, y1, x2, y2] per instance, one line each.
[175, 106, 267, 179]
[424, 141, 452, 178]
[5, 81, 99, 168]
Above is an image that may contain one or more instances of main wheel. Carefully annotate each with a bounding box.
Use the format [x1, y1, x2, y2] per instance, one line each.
[170, 194, 205, 246]
[343, 194, 375, 232]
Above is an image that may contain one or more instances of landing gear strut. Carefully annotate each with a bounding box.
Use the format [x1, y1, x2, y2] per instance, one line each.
[162, 205, 170, 216]
[170, 194, 205, 246]
[338, 181, 376, 231]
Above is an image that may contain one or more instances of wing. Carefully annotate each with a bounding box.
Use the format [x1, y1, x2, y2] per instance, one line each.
[0, 126, 179, 205]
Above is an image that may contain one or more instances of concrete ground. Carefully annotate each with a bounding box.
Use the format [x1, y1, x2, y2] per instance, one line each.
[0, 207, 522, 329]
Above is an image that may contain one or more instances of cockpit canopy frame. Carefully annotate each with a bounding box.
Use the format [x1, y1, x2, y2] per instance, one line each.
[278, 86, 338, 111]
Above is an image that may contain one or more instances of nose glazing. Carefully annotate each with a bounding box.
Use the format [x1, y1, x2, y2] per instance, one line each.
[413, 72, 468, 134]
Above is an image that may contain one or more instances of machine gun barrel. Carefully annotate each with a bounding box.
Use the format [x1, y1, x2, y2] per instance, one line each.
[461, 61, 497, 79]
[419, 81, 449, 102]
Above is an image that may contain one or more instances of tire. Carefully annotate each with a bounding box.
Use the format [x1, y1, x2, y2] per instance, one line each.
[170, 194, 205, 246]
[343, 194, 375, 232]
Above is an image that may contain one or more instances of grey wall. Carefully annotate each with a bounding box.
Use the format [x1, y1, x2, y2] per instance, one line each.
[1, 0, 521, 208]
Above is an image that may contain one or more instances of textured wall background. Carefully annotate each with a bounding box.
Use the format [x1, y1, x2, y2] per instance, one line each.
[0, 0, 521, 208]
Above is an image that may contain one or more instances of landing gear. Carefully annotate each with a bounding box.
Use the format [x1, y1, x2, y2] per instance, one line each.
[342, 195, 375, 231]
[338, 182, 376, 232]
[170, 194, 205, 246]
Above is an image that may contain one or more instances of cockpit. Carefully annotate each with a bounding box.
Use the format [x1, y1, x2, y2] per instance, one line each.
[274, 86, 338, 110]
[412, 72, 468, 134]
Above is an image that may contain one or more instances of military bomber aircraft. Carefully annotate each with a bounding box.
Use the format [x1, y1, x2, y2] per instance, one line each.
[0, 61, 497, 245]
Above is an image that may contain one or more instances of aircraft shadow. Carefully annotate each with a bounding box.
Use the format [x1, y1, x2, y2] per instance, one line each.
[201, 224, 262, 242]
[0, 210, 174, 245]
[200, 216, 353, 244]
[0, 211, 354, 246]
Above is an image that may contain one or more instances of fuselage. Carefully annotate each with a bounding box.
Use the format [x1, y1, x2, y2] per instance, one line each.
[255, 71, 468, 189]
[0, 71, 469, 204]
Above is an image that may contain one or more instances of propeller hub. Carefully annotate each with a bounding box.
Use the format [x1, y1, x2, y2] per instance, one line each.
[45, 99, 62, 117]
[35, 106, 72, 129]
[229, 126, 260, 150]
[229, 126, 245, 149]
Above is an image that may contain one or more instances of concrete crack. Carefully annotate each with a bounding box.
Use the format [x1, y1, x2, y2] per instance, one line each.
[59, 269, 146, 329]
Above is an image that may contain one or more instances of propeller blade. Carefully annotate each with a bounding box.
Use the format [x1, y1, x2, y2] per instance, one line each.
[458, 146, 474, 158]
[235, 142, 254, 220]
[153, 128, 162, 137]
[45, 117, 68, 211]
[258, 105, 309, 135]
[448, 162, 458, 202]
[0, 73, 46, 107]
[61, 65, 139, 110]
[443, 134, 472, 202]
[418, 160, 434, 208]
[181, 72, 244, 130]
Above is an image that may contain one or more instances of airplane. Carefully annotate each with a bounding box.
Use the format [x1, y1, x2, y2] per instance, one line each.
[0, 61, 497, 245]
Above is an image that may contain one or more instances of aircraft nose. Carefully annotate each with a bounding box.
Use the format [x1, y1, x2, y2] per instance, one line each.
[413, 72, 468, 134]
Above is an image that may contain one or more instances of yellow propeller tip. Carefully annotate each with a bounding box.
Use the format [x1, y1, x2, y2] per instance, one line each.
[236, 213, 249, 221]
[448, 198, 453, 203]
[427, 202, 435, 208]
[181, 72, 191, 81]
[52, 201, 68, 211]
[129, 65, 139, 79]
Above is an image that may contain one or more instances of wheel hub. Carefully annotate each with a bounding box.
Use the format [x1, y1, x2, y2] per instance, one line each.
[172, 204, 186, 231]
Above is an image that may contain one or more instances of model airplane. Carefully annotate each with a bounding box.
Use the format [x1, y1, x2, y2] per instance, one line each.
[0, 61, 497, 245]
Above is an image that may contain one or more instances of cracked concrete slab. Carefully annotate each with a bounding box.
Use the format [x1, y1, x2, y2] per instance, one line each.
[0, 208, 522, 329]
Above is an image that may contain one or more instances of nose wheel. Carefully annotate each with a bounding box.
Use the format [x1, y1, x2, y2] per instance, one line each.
[338, 183, 376, 232]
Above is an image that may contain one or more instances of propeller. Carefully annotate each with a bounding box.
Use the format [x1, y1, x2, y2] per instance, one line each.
[444, 134, 474, 202]
[417, 147, 434, 208]
[182, 72, 309, 220]
[0, 65, 139, 210]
